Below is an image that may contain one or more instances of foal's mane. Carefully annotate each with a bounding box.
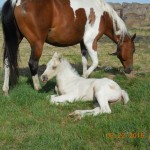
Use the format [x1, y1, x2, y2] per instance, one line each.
[98, 0, 129, 41]
[60, 58, 80, 77]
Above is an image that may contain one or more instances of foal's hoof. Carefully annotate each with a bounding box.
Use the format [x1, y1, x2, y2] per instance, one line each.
[69, 111, 82, 121]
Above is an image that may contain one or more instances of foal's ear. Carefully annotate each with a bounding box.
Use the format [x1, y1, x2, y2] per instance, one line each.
[57, 53, 62, 61]
[53, 52, 62, 61]
[131, 33, 136, 41]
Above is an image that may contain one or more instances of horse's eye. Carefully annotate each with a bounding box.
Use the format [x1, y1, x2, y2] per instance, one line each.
[52, 66, 57, 70]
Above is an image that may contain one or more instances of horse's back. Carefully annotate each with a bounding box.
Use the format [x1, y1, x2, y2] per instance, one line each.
[13, 0, 104, 46]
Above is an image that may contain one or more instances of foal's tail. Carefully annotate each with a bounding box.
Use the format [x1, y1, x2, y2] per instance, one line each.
[121, 90, 129, 104]
[2, 0, 22, 85]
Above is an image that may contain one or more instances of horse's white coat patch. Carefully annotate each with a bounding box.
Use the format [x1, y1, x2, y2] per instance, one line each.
[70, 0, 128, 40]
[70, 0, 103, 34]
[11, 0, 17, 6]
[16, 0, 21, 6]
[11, 0, 21, 6]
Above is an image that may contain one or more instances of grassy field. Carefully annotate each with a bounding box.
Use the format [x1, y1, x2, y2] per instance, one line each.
[0, 25, 150, 150]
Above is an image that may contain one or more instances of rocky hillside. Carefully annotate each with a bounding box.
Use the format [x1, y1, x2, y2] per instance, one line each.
[109, 3, 150, 28]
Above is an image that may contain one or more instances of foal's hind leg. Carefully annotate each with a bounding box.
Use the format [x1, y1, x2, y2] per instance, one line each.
[29, 41, 44, 90]
[96, 91, 111, 114]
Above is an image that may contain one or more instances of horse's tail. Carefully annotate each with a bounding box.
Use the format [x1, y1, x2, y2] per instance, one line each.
[121, 90, 129, 104]
[2, 0, 22, 85]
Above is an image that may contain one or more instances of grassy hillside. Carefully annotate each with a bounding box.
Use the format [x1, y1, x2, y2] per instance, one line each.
[0, 25, 150, 149]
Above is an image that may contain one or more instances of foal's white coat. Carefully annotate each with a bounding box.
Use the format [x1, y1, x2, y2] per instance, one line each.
[41, 52, 129, 118]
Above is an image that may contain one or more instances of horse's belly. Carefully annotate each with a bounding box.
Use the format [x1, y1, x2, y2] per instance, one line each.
[46, 28, 83, 46]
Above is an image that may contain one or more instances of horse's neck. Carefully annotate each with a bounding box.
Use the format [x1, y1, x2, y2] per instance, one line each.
[56, 60, 79, 85]
[103, 12, 129, 44]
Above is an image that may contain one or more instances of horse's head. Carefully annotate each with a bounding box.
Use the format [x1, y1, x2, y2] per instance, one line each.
[116, 34, 136, 74]
[41, 52, 62, 83]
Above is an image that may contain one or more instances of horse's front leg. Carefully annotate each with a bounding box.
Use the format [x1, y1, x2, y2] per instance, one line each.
[80, 41, 88, 76]
[50, 94, 75, 105]
[83, 41, 98, 78]
[29, 41, 44, 90]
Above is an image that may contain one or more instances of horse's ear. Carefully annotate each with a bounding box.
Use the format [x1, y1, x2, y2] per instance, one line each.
[58, 53, 62, 61]
[131, 33, 136, 41]
[53, 52, 62, 60]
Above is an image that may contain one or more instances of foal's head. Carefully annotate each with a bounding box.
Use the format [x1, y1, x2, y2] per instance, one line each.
[116, 34, 136, 74]
[41, 52, 61, 82]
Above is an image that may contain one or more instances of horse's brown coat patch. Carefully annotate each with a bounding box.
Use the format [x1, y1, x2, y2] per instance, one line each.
[88, 8, 96, 26]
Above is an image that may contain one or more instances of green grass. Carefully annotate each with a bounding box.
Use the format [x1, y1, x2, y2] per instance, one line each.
[0, 26, 150, 149]
[0, 71, 150, 150]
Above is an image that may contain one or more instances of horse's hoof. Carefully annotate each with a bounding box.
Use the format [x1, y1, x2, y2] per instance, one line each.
[34, 86, 42, 91]
[69, 112, 82, 121]
[69, 112, 75, 117]
[124, 72, 135, 78]
[3, 91, 9, 97]
[82, 74, 88, 78]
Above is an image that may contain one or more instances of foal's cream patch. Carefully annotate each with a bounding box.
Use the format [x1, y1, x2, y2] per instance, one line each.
[16, 0, 21, 6]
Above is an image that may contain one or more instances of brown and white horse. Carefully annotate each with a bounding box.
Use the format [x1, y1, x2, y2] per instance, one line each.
[2, 0, 136, 95]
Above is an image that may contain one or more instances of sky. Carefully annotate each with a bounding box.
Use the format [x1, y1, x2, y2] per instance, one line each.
[0, 0, 149, 7]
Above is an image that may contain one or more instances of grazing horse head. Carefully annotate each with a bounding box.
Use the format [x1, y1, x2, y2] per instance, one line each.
[116, 34, 136, 74]
[102, 10, 136, 74]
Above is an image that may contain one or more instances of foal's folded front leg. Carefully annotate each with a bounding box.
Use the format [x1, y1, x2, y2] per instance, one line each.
[50, 94, 75, 104]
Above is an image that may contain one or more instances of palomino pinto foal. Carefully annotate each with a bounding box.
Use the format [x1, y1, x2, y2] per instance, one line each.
[41, 52, 129, 119]
[2, 0, 136, 95]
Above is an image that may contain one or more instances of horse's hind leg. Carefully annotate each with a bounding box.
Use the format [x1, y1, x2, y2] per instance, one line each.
[80, 41, 88, 76]
[2, 58, 10, 96]
[29, 41, 44, 90]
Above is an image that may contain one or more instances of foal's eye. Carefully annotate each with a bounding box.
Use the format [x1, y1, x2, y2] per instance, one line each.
[52, 66, 57, 70]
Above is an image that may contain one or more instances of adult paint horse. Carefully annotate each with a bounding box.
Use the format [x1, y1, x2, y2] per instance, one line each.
[2, 0, 136, 95]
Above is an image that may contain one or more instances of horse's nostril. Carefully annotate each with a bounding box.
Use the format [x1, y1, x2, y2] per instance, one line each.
[124, 67, 132, 74]
[42, 75, 48, 82]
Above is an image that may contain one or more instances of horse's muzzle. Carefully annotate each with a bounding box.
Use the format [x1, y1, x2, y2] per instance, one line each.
[124, 67, 132, 74]
[41, 75, 48, 83]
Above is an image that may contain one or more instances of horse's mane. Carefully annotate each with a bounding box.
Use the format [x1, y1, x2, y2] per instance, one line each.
[98, 0, 128, 40]
[60, 58, 80, 77]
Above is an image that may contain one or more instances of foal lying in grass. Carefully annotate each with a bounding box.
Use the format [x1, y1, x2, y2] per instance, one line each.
[41, 52, 129, 118]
